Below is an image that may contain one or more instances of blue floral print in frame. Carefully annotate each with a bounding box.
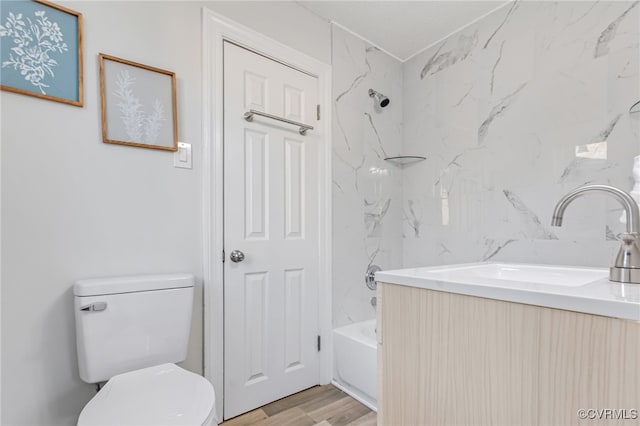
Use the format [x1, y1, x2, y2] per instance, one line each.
[0, 0, 83, 106]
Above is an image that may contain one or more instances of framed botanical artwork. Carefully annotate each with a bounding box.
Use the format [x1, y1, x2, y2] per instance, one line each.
[99, 54, 178, 151]
[0, 0, 83, 106]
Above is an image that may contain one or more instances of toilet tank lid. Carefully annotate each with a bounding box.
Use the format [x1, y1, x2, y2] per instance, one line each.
[74, 274, 194, 296]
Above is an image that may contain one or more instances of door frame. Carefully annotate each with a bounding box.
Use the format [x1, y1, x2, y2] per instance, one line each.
[201, 9, 333, 421]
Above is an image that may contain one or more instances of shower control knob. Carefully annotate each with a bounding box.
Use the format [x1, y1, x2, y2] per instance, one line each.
[365, 264, 382, 290]
[230, 250, 245, 263]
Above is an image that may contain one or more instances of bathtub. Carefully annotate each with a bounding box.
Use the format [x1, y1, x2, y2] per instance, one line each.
[332, 319, 377, 411]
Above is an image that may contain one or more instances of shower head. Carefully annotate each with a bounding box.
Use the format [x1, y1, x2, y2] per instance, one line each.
[369, 89, 390, 108]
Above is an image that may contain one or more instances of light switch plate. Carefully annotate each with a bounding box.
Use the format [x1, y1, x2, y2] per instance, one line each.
[174, 142, 192, 169]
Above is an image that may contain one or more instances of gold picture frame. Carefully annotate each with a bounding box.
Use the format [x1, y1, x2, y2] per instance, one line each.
[99, 53, 178, 151]
[0, 0, 83, 106]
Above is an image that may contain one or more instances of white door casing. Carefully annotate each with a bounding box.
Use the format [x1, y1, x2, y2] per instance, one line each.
[223, 41, 321, 419]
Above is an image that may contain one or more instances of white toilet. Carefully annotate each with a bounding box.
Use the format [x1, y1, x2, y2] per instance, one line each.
[73, 274, 218, 425]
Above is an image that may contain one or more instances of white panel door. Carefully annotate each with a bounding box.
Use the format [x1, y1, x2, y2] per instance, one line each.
[223, 41, 320, 420]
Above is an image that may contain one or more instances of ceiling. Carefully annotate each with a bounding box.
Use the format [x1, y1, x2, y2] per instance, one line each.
[300, 1, 508, 61]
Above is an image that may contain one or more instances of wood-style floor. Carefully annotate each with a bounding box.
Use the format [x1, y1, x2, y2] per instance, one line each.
[221, 384, 376, 426]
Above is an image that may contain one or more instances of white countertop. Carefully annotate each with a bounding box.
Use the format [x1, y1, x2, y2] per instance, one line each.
[376, 262, 640, 321]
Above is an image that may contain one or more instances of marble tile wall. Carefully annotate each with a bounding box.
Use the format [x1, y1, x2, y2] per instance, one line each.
[402, 1, 640, 268]
[332, 25, 404, 327]
[331, 1, 639, 327]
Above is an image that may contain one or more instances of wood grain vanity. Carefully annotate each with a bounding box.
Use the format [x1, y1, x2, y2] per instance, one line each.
[376, 264, 640, 426]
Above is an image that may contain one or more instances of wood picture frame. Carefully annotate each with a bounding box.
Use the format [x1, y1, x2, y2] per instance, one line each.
[0, 0, 83, 106]
[99, 53, 178, 151]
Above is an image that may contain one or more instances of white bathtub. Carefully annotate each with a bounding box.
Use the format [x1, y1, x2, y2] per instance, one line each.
[332, 319, 377, 411]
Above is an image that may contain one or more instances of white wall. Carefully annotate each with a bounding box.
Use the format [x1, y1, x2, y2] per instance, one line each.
[331, 25, 404, 327]
[1, 2, 203, 424]
[206, 1, 331, 65]
[0, 85, 3, 425]
[402, 1, 640, 268]
[1, 1, 329, 424]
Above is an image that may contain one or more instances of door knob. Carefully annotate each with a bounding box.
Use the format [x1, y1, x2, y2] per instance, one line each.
[230, 250, 245, 263]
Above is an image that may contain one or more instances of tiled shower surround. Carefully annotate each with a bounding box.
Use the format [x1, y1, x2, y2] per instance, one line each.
[332, 25, 404, 327]
[332, 1, 640, 327]
[402, 1, 640, 267]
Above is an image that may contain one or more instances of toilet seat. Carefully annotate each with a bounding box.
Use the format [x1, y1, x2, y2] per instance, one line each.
[77, 363, 217, 426]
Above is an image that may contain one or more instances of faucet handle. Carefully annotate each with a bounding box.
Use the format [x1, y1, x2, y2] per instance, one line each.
[618, 232, 639, 244]
[611, 232, 640, 282]
[613, 232, 640, 270]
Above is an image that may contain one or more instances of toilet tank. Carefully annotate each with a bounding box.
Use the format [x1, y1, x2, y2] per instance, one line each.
[74, 274, 195, 383]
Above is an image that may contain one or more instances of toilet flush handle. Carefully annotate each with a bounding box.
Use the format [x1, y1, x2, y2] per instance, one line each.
[80, 302, 107, 312]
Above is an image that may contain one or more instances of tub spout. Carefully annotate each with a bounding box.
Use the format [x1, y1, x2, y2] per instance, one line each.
[551, 184, 640, 283]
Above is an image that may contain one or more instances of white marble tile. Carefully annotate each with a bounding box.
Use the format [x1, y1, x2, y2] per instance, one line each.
[332, 25, 403, 328]
[402, 1, 640, 269]
[332, 1, 639, 326]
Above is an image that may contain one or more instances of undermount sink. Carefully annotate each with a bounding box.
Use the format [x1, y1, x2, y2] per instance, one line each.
[375, 262, 640, 321]
[425, 263, 608, 287]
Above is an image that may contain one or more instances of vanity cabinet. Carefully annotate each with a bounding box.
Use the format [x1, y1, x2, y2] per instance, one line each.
[377, 283, 640, 426]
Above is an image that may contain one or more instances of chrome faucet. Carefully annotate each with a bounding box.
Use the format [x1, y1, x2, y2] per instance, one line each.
[551, 184, 640, 284]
